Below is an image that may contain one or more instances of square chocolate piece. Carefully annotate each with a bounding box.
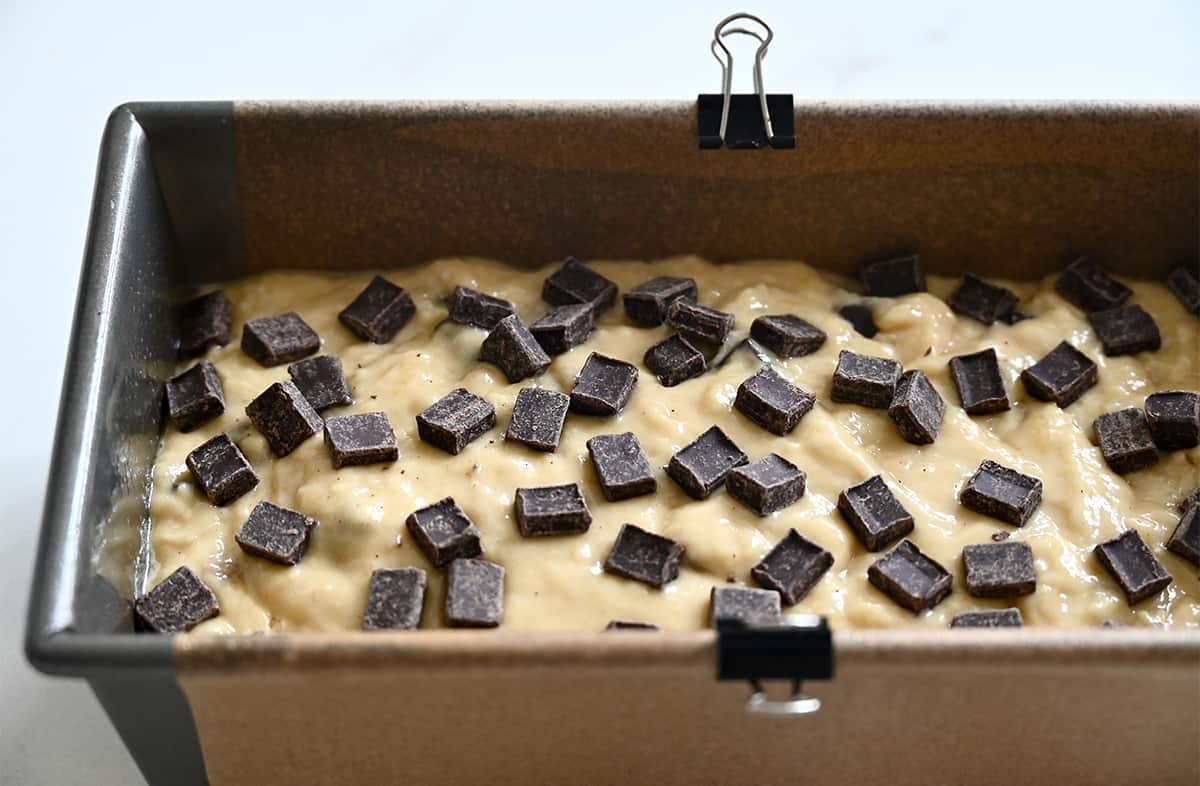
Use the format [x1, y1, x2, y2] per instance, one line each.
[447, 285, 517, 330]
[727, 454, 806, 516]
[644, 334, 706, 387]
[1088, 304, 1161, 356]
[245, 380, 323, 457]
[960, 460, 1043, 526]
[587, 432, 656, 501]
[831, 350, 902, 408]
[948, 273, 1019, 325]
[838, 302, 878, 338]
[962, 541, 1036, 597]
[950, 609, 1023, 628]
[324, 412, 399, 468]
[445, 558, 505, 628]
[338, 275, 416, 343]
[542, 257, 617, 313]
[134, 566, 220, 633]
[860, 254, 926, 297]
[710, 586, 782, 627]
[1095, 530, 1173, 605]
[530, 304, 595, 355]
[1181, 488, 1200, 514]
[751, 529, 833, 604]
[506, 386, 569, 452]
[1166, 508, 1199, 567]
[605, 620, 660, 631]
[288, 354, 353, 412]
[235, 501, 318, 566]
[665, 299, 735, 345]
[838, 475, 914, 551]
[514, 483, 593, 536]
[949, 348, 1010, 414]
[363, 568, 427, 630]
[570, 353, 638, 415]
[406, 497, 484, 568]
[749, 314, 827, 358]
[888, 369, 945, 445]
[1095, 408, 1159, 475]
[623, 277, 698, 326]
[734, 366, 816, 436]
[186, 433, 259, 506]
[867, 539, 953, 613]
[1166, 264, 1200, 315]
[241, 312, 321, 367]
[603, 524, 686, 588]
[1055, 257, 1132, 312]
[1144, 390, 1200, 450]
[179, 291, 233, 356]
[1020, 342, 1098, 408]
[666, 425, 748, 499]
[416, 388, 495, 454]
[165, 360, 225, 432]
[480, 315, 552, 383]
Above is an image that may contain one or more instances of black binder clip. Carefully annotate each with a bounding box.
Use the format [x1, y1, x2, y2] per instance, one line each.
[698, 12, 795, 149]
[716, 614, 833, 715]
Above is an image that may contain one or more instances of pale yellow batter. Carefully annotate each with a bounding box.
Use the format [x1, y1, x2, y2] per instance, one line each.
[148, 258, 1200, 633]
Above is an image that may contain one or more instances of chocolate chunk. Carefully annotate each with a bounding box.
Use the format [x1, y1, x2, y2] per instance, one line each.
[727, 454, 806, 516]
[1095, 530, 1173, 605]
[733, 366, 815, 436]
[605, 620, 660, 631]
[506, 387, 569, 452]
[1166, 264, 1200, 315]
[587, 432, 656, 501]
[363, 568, 427, 630]
[888, 369, 945, 445]
[838, 302, 878, 338]
[644, 334, 706, 387]
[666, 425, 748, 499]
[623, 277, 698, 326]
[950, 609, 1023, 628]
[962, 541, 1036, 597]
[514, 483, 593, 536]
[245, 380, 323, 457]
[710, 586, 782, 627]
[665, 299, 735, 345]
[948, 273, 1019, 325]
[287, 355, 352, 412]
[134, 566, 220, 633]
[323, 412, 398, 468]
[479, 315, 552, 383]
[1020, 342, 1098, 408]
[1094, 408, 1159, 475]
[542, 257, 617, 313]
[530, 304, 595, 355]
[860, 254, 926, 297]
[1144, 390, 1200, 450]
[165, 360, 225, 432]
[416, 388, 495, 454]
[949, 348, 1010, 414]
[1182, 488, 1200, 514]
[867, 539, 953, 613]
[1088, 304, 1161, 356]
[235, 501, 318, 566]
[1055, 257, 1132, 312]
[603, 524, 686, 588]
[445, 558, 505, 628]
[838, 475, 914, 551]
[186, 433, 259, 506]
[447, 285, 517, 330]
[1167, 508, 1199, 567]
[179, 291, 233, 356]
[831, 350, 902, 408]
[750, 315, 827, 358]
[570, 353, 638, 415]
[960, 460, 1043, 527]
[406, 497, 483, 568]
[750, 529, 833, 604]
[338, 275, 416, 343]
[241, 312, 320, 366]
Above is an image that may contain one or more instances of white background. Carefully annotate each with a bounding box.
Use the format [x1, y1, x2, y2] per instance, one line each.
[1, 1, 1196, 783]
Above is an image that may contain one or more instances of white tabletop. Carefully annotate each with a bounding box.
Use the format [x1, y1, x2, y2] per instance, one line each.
[1, 1, 1196, 783]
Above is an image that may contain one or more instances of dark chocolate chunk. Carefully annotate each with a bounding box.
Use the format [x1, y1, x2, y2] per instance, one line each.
[838, 302, 878, 338]
[831, 350, 902, 408]
[506, 387, 569, 452]
[134, 566, 220, 633]
[666, 425, 748, 500]
[727, 454, 806, 516]
[710, 586, 782, 627]
[447, 285, 517, 330]
[1055, 257, 1132, 312]
[750, 315, 827, 358]
[1182, 488, 1200, 514]
[860, 254, 926, 297]
[623, 277, 698, 326]
[1094, 408, 1159, 475]
[750, 529, 833, 604]
[838, 475, 914, 551]
[605, 620, 660, 631]
[948, 273, 1019, 325]
[323, 412, 398, 468]
[530, 304, 595, 355]
[960, 460, 1043, 527]
[734, 365, 816, 436]
[949, 348, 1010, 414]
[363, 568, 427, 630]
[179, 291, 233, 356]
[1088, 304, 1161, 356]
[644, 334, 706, 387]
[950, 608, 1023, 628]
[445, 558, 505, 628]
[287, 355, 352, 412]
[479, 315, 552, 383]
[962, 541, 1036, 597]
[888, 369, 945, 445]
[241, 312, 321, 367]
[338, 275, 416, 343]
[235, 501, 318, 566]
[1166, 508, 1199, 567]
[1144, 390, 1200, 450]
[587, 432, 656, 501]
[245, 380, 323, 457]
[867, 539, 953, 613]
[514, 483, 593, 536]
[406, 497, 483, 568]
[570, 353, 638, 415]
[665, 299, 735, 345]
[165, 360, 225, 432]
[416, 388, 495, 455]
[1095, 530, 1173, 605]
[1166, 264, 1200, 315]
[186, 433, 259, 506]
[603, 524, 686, 588]
[1020, 342, 1098, 408]
[542, 257, 617, 313]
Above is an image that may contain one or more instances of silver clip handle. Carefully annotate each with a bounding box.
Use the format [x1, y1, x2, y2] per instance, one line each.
[710, 12, 776, 146]
[744, 678, 821, 716]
